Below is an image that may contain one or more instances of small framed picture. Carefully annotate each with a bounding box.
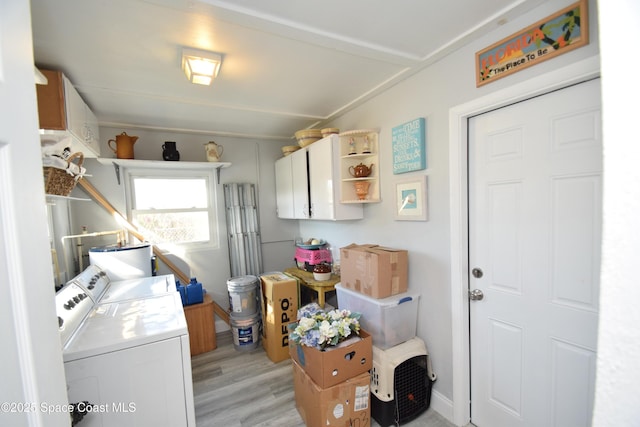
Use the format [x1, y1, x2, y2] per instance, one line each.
[394, 175, 428, 221]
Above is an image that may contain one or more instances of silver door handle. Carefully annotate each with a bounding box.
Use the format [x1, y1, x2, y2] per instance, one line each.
[472, 268, 483, 278]
[469, 289, 484, 301]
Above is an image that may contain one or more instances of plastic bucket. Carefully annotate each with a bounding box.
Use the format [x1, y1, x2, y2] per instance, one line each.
[230, 312, 261, 351]
[227, 275, 259, 317]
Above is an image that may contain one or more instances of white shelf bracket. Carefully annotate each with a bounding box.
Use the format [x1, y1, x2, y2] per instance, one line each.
[112, 162, 121, 185]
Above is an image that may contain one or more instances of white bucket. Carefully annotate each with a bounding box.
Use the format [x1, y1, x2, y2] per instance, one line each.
[230, 312, 261, 351]
[227, 275, 259, 317]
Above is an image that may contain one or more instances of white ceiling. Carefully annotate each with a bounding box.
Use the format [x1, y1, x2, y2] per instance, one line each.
[30, 0, 545, 141]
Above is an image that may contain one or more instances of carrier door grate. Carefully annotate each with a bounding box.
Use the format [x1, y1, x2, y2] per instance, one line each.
[394, 355, 429, 424]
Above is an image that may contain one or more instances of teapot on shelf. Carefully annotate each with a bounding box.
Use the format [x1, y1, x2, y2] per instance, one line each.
[108, 132, 138, 159]
[348, 162, 374, 178]
[205, 141, 224, 162]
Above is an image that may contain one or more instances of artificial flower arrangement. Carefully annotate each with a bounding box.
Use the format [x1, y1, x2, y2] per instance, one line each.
[290, 303, 362, 350]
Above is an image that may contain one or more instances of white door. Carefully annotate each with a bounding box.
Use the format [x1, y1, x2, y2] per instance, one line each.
[469, 79, 602, 427]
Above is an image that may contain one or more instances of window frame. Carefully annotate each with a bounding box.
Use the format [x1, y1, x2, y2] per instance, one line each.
[124, 167, 220, 252]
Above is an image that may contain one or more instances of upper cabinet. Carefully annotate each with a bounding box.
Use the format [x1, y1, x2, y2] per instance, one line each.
[275, 147, 309, 219]
[339, 129, 380, 203]
[275, 135, 363, 221]
[37, 69, 101, 157]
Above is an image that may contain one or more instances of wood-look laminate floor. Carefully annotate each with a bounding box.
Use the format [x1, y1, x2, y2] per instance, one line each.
[192, 332, 456, 427]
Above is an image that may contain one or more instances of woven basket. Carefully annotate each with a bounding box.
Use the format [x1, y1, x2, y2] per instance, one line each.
[44, 152, 84, 196]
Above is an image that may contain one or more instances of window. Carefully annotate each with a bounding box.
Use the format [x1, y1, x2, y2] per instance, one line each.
[126, 169, 218, 250]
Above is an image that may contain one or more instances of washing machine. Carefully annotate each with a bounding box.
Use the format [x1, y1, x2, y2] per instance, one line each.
[55, 266, 195, 426]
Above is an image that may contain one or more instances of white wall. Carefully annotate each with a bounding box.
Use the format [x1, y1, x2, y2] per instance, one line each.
[0, 0, 70, 425]
[298, 0, 600, 415]
[592, 0, 640, 425]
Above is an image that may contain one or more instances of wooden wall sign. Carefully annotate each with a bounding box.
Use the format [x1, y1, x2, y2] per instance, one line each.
[475, 0, 588, 87]
[392, 117, 426, 174]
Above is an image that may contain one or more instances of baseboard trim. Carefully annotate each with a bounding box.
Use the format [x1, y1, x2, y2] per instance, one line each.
[430, 389, 456, 425]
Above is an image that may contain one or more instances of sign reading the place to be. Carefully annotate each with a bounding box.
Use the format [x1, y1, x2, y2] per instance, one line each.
[392, 117, 426, 174]
[475, 0, 588, 87]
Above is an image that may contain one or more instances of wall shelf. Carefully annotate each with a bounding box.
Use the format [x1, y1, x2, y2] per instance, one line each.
[338, 129, 380, 203]
[96, 158, 232, 184]
[45, 194, 91, 205]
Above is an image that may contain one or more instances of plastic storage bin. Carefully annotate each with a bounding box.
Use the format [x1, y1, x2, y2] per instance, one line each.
[335, 283, 420, 349]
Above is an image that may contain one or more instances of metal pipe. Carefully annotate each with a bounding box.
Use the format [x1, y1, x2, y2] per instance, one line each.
[61, 229, 124, 241]
[61, 230, 123, 277]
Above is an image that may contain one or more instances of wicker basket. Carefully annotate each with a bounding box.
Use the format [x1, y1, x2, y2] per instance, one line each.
[44, 152, 84, 196]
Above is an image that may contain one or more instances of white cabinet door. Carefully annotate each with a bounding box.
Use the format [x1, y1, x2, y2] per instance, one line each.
[62, 75, 101, 157]
[83, 105, 101, 155]
[275, 136, 362, 220]
[63, 75, 86, 144]
[275, 148, 310, 219]
[308, 135, 363, 220]
[275, 155, 295, 219]
[290, 148, 310, 218]
[308, 137, 334, 219]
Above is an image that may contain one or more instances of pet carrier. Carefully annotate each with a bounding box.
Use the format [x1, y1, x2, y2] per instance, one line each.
[370, 337, 436, 426]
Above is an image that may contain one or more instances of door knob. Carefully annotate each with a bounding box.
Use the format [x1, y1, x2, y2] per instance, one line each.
[469, 289, 484, 301]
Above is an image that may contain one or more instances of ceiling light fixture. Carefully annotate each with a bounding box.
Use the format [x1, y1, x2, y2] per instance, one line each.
[181, 48, 222, 86]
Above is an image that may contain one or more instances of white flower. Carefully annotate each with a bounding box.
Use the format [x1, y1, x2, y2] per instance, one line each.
[295, 316, 317, 335]
[290, 304, 362, 349]
[300, 316, 316, 330]
[318, 320, 337, 344]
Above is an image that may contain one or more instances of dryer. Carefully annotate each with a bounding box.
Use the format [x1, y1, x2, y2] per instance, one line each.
[55, 265, 195, 427]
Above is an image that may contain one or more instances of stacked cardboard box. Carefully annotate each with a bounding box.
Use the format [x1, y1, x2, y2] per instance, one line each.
[289, 325, 373, 426]
[339, 244, 408, 298]
[292, 362, 370, 427]
[260, 273, 299, 363]
[338, 244, 434, 426]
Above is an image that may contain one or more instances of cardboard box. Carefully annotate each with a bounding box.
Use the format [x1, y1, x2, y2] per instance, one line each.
[260, 273, 299, 363]
[340, 244, 408, 298]
[293, 360, 370, 427]
[289, 327, 373, 389]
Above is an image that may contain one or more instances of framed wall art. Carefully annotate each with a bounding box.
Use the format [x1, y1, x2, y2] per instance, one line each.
[394, 175, 428, 221]
[475, 0, 588, 87]
[392, 117, 426, 174]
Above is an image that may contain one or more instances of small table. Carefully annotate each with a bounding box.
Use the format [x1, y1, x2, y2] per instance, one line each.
[284, 267, 340, 309]
[183, 293, 217, 356]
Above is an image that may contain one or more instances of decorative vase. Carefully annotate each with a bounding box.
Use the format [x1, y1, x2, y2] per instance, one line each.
[204, 141, 224, 162]
[353, 181, 370, 200]
[108, 132, 138, 159]
[162, 141, 180, 161]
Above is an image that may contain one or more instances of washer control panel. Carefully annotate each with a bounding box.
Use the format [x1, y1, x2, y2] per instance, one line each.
[72, 264, 110, 302]
[55, 282, 94, 346]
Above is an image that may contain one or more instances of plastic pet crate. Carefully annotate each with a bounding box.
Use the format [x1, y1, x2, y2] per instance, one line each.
[370, 337, 437, 426]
